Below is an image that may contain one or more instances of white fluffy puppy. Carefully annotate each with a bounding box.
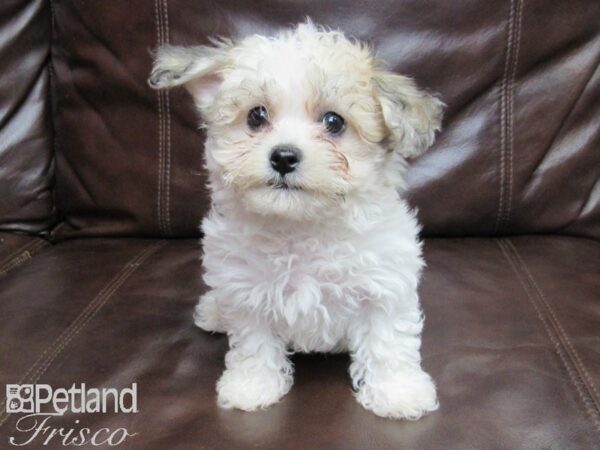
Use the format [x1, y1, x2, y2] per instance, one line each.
[149, 21, 443, 420]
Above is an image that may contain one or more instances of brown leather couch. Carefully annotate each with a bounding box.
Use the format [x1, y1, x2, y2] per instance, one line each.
[1, 1, 599, 448]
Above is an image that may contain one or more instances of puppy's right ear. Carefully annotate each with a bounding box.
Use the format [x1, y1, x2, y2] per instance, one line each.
[148, 41, 231, 109]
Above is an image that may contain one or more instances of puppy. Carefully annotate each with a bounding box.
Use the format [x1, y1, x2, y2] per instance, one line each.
[149, 21, 443, 420]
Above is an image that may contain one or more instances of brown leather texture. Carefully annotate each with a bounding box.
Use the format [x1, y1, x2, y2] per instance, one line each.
[0, 232, 48, 277]
[0, 1, 599, 448]
[0, 237, 598, 448]
[49, 0, 600, 240]
[0, 0, 55, 234]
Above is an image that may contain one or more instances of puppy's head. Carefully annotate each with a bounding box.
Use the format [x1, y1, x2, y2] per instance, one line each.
[149, 22, 443, 220]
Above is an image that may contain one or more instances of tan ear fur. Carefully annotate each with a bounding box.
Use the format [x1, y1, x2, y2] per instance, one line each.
[374, 72, 444, 158]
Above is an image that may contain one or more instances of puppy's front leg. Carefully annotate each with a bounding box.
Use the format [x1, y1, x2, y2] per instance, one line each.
[348, 304, 438, 420]
[217, 321, 293, 411]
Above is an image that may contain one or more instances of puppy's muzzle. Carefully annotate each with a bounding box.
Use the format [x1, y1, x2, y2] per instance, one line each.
[270, 145, 302, 176]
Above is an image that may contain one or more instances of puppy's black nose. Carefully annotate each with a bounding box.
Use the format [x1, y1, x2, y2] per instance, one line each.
[270, 146, 301, 175]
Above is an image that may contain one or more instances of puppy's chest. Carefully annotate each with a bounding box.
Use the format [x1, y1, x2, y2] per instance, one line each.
[256, 236, 365, 348]
[204, 211, 419, 350]
[239, 230, 369, 313]
[261, 235, 362, 298]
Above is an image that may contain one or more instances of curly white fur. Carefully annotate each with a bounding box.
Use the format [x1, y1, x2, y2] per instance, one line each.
[150, 21, 443, 420]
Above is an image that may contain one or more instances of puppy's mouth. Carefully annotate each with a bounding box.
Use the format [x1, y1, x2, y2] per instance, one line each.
[267, 179, 302, 191]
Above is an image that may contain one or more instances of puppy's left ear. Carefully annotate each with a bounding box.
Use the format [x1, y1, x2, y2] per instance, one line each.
[374, 72, 444, 159]
[148, 41, 232, 109]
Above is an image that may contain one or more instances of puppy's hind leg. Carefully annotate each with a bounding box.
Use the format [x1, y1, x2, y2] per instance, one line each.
[194, 291, 226, 333]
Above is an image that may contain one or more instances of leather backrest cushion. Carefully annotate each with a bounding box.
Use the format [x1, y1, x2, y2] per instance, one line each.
[0, 0, 55, 234]
[51, 1, 600, 239]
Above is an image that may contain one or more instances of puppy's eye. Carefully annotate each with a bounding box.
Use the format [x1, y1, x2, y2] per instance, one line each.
[247, 106, 269, 130]
[322, 112, 345, 135]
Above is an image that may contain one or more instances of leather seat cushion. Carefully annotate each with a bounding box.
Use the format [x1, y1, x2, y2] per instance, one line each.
[0, 236, 598, 448]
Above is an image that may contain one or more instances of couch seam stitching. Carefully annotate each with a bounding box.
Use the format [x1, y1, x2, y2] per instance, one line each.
[495, 0, 523, 234]
[48, 0, 60, 232]
[495, 0, 513, 234]
[154, 0, 165, 236]
[0, 240, 48, 275]
[0, 241, 36, 270]
[507, 239, 600, 415]
[503, 0, 524, 228]
[497, 239, 600, 434]
[0, 241, 165, 428]
[162, 0, 172, 236]
[0, 252, 32, 275]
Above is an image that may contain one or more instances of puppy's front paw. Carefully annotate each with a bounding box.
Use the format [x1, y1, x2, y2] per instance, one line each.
[193, 293, 225, 333]
[217, 367, 292, 411]
[355, 369, 438, 420]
